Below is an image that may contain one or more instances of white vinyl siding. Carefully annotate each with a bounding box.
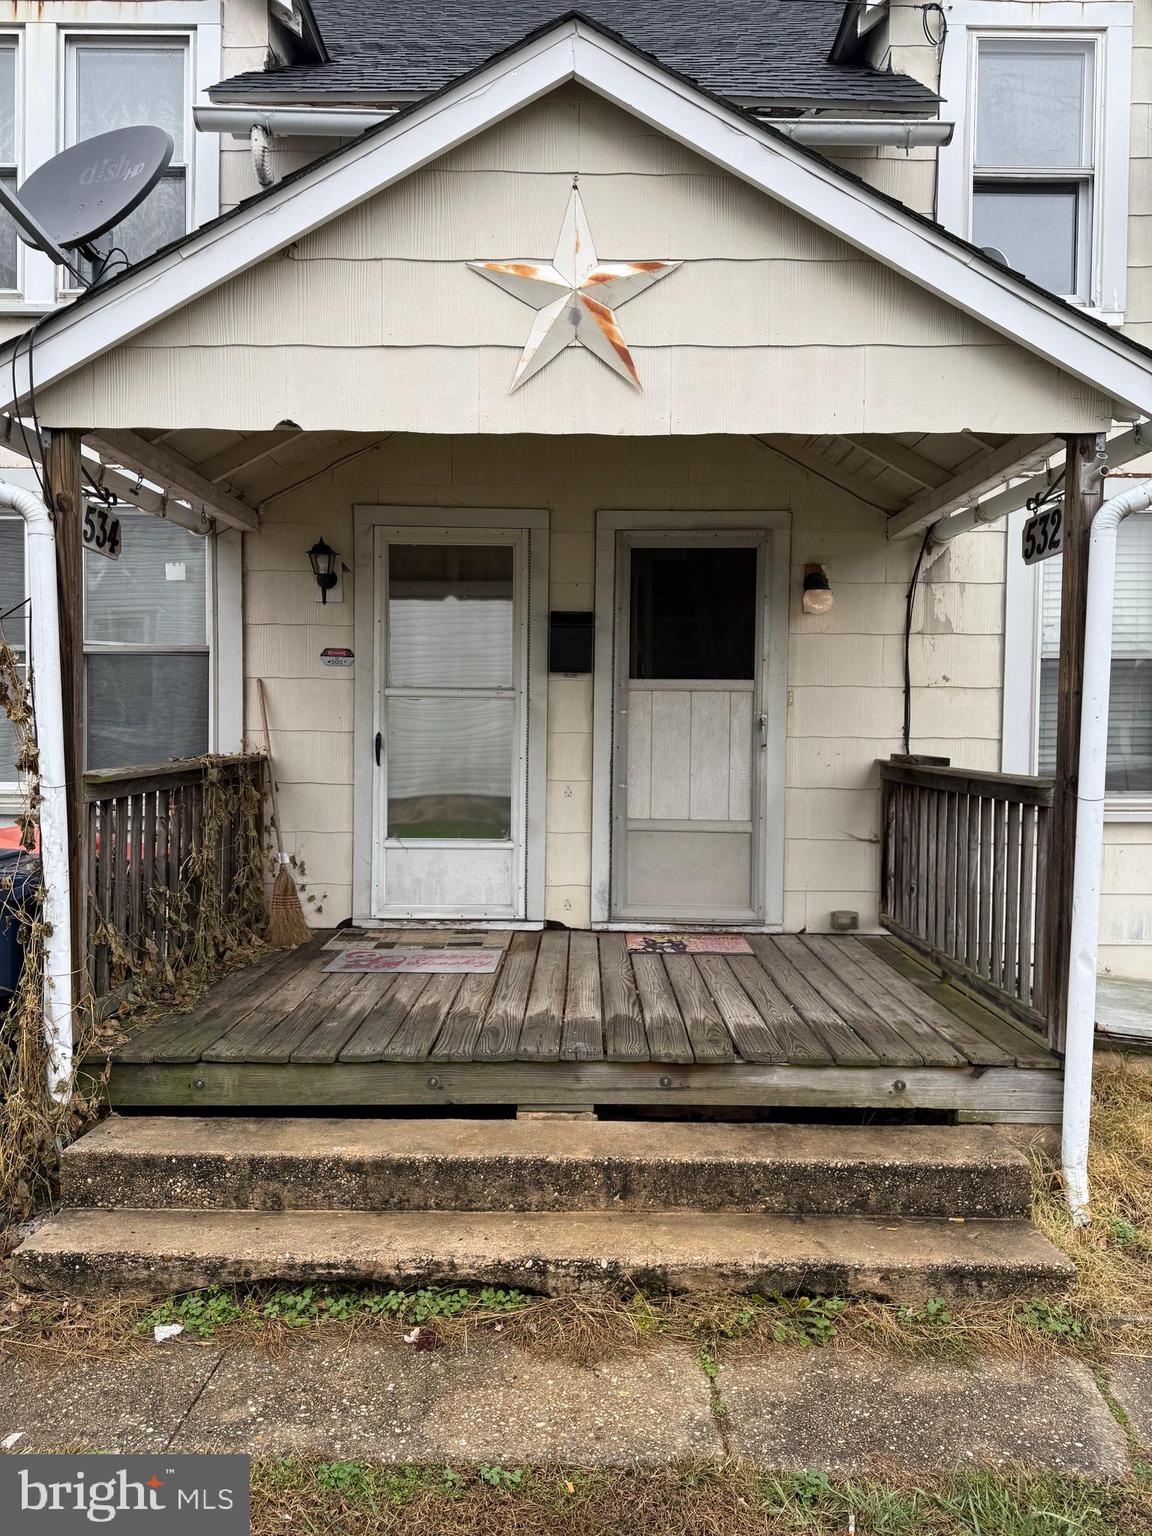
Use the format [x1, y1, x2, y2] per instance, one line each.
[1038, 513, 1152, 794]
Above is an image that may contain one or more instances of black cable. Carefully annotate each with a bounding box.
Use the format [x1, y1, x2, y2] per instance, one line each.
[902, 527, 932, 754]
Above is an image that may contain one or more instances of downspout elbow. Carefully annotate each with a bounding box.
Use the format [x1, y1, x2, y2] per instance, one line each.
[0, 481, 74, 1100]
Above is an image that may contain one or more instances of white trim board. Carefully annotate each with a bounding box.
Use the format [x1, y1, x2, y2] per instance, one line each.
[3, 15, 1152, 421]
[590, 507, 791, 929]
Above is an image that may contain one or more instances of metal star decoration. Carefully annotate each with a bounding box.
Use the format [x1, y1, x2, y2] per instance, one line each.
[468, 186, 680, 391]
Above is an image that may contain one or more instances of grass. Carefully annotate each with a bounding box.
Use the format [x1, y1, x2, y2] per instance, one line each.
[246, 1460, 1152, 1535]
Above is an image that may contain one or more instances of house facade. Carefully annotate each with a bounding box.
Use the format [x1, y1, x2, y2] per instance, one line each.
[0, 0, 1147, 975]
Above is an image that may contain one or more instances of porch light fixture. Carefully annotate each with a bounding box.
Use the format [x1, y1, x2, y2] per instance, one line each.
[307, 537, 339, 604]
[801, 564, 834, 615]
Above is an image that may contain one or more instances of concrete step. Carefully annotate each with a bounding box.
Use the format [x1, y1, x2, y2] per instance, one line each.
[11, 1206, 1074, 1302]
[59, 1117, 1035, 1219]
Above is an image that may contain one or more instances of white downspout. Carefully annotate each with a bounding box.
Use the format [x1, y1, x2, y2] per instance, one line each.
[1062, 477, 1152, 1219]
[0, 483, 73, 1100]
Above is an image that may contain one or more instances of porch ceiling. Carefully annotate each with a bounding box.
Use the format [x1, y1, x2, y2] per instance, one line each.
[80, 425, 1052, 536]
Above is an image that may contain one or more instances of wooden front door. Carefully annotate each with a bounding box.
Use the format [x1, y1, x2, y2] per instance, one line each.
[610, 533, 769, 924]
[372, 528, 529, 919]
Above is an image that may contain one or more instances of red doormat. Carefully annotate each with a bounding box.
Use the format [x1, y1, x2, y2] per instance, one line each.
[323, 947, 502, 975]
[626, 933, 753, 954]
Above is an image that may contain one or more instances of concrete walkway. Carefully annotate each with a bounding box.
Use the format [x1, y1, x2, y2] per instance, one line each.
[0, 1335, 1144, 1477]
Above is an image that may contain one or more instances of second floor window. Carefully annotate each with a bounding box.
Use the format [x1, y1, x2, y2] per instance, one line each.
[66, 38, 189, 272]
[971, 37, 1095, 302]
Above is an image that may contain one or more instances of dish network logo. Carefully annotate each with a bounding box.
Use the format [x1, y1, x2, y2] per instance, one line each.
[79, 154, 150, 187]
[18, 1468, 236, 1523]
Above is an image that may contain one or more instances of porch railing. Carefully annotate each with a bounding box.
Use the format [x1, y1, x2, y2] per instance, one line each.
[84, 753, 266, 1001]
[878, 757, 1055, 1039]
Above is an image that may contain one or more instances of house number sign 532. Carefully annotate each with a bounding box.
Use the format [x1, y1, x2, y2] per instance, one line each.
[1021, 505, 1062, 566]
[83, 502, 122, 561]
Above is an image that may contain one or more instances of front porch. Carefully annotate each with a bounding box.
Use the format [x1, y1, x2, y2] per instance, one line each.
[100, 928, 1061, 1121]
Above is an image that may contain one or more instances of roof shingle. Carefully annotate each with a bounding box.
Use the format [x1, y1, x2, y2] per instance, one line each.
[214, 1, 939, 106]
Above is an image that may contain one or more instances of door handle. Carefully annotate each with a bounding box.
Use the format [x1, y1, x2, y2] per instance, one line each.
[758, 713, 768, 749]
[375, 730, 382, 766]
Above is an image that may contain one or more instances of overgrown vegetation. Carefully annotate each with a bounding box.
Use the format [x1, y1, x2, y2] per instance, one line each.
[0, 618, 271, 1229]
[248, 1459, 1152, 1536]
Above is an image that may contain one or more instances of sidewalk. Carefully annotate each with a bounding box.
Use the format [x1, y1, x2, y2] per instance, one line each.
[0, 1334, 1140, 1478]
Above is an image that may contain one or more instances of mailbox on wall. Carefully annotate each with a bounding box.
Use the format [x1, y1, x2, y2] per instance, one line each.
[549, 611, 595, 674]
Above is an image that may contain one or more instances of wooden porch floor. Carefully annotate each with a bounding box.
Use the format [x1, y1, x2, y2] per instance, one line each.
[103, 931, 1061, 1121]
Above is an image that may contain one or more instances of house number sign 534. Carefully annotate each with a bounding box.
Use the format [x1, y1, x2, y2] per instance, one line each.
[1021, 504, 1062, 566]
[83, 502, 122, 561]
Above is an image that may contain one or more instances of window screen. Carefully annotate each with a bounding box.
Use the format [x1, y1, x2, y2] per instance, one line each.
[0, 43, 18, 290]
[83, 512, 209, 771]
[69, 41, 188, 270]
[1038, 514, 1152, 792]
[972, 38, 1094, 300]
[629, 546, 757, 681]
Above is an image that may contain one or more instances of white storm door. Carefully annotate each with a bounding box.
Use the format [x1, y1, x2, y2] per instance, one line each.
[611, 534, 767, 924]
[372, 529, 528, 919]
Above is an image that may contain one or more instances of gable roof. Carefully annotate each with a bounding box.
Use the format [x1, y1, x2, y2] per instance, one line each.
[212, 0, 939, 109]
[4, 12, 1151, 422]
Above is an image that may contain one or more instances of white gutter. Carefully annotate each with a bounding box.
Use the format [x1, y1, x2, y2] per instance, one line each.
[1062, 476, 1152, 1220]
[195, 101, 953, 149]
[195, 104, 396, 138]
[0, 483, 73, 1101]
[767, 119, 954, 148]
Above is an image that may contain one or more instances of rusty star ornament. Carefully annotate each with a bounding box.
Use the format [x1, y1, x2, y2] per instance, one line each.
[468, 187, 680, 391]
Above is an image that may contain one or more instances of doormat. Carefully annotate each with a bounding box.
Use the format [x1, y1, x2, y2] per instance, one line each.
[626, 933, 753, 954]
[323, 947, 503, 975]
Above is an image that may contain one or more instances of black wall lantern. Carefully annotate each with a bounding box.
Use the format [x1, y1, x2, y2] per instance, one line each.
[307, 537, 339, 604]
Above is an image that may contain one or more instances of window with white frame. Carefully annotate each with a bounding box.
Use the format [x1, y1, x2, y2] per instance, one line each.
[0, 39, 19, 291]
[971, 37, 1096, 301]
[66, 36, 191, 275]
[1037, 514, 1152, 793]
[83, 512, 210, 771]
[936, 4, 1132, 319]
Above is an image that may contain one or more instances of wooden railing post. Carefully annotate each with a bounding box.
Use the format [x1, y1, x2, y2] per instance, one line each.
[43, 428, 87, 985]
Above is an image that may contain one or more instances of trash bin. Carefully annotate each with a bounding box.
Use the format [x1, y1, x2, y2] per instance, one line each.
[0, 846, 39, 1000]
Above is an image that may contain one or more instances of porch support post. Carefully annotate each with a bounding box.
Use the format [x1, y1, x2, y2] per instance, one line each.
[43, 428, 87, 982]
[1045, 433, 1107, 1050]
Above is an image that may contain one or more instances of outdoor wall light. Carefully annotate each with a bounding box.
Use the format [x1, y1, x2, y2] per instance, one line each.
[801, 563, 834, 614]
[307, 537, 339, 604]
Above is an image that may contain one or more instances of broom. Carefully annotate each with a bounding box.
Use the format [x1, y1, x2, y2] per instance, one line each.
[257, 677, 311, 948]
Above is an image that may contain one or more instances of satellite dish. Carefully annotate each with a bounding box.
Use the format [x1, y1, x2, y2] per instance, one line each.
[16, 126, 173, 251]
[980, 245, 1011, 268]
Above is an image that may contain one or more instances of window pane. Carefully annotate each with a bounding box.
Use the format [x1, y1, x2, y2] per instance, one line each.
[388, 544, 514, 689]
[84, 515, 206, 645]
[100, 172, 187, 267]
[0, 516, 25, 650]
[86, 652, 208, 770]
[387, 696, 513, 839]
[1040, 658, 1152, 793]
[629, 547, 757, 680]
[977, 44, 1090, 169]
[0, 43, 15, 163]
[75, 47, 185, 159]
[0, 170, 18, 289]
[972, 184, 1079, 294]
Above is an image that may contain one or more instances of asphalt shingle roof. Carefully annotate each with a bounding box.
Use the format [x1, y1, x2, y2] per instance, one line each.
[214, 1, 939, 106]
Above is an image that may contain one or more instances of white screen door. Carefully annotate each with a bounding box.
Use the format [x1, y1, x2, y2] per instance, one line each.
[372, 528, 528, 919]
[611, 533, 768, 923]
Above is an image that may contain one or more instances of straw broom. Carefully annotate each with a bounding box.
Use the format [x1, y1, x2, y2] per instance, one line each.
[257, 677, 311, 948]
